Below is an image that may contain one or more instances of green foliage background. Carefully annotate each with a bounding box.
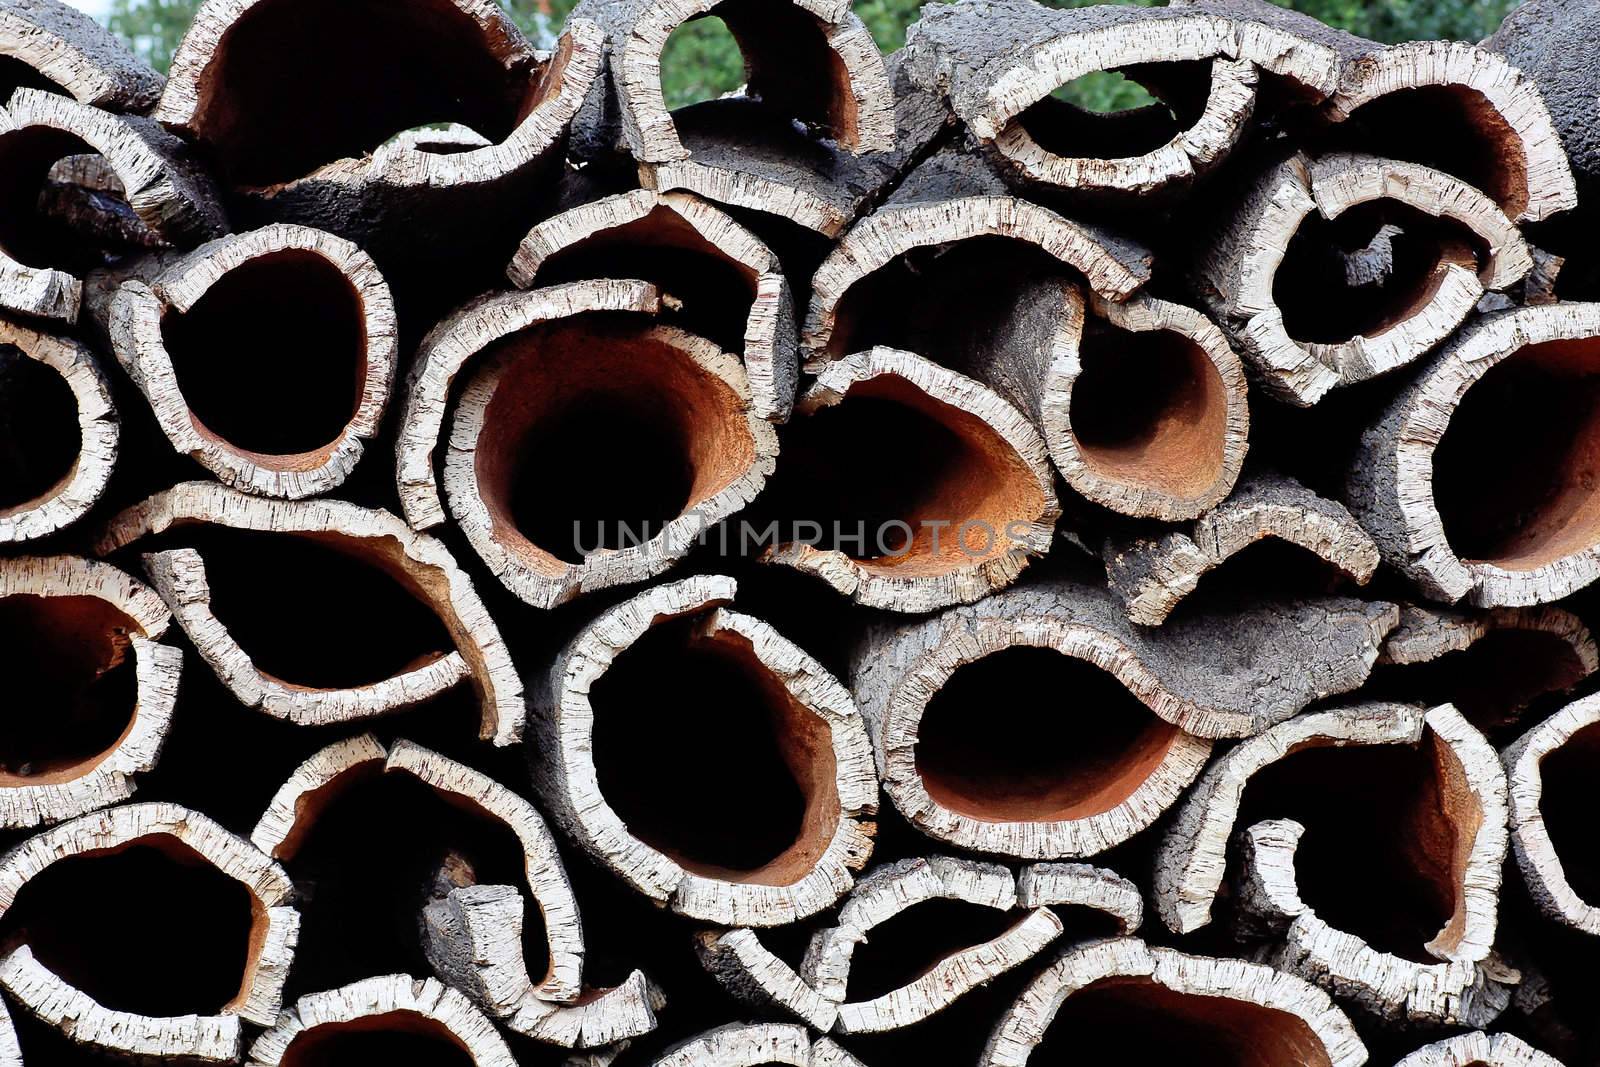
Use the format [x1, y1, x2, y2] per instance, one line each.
[107, 0, 1521, 112]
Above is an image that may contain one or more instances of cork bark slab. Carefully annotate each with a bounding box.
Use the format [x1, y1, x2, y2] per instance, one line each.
[902, 0, 1340, 196]
[444, 319, 777, 610]
[981, 937, 1367, 1067]
[94, 481, 524, 745]
[0, 319, 116, 542]
[507, 188, 798, 421]
[1396, 1031, 1567, 1067]
[532, 574, 878, 927]
[104, 224, 397, 499]
[1103, 471, 1379, 626]
[0, 554, 179, 827]
[799, 855, 1064, 1035]
[397, 278, 662, 532]
[652, 1023, 866, 1067]
[1015, 863, 1144, 935]
[0, 0, 164, 112]
[696, 927, 842, 1032]
[0, 801, 298, 1062]
[1195, 152, 1531, 406]
[246, 974, 516, 1067]
[505, 969, 665, 1049]
[1346, 302, 1600, 607]
[0, 87, 224, 324]
[1505, 692, 1600, 937]
[764, 347, 1060, 614]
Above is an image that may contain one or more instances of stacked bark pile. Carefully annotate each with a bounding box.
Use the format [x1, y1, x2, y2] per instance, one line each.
[2, 0, 1600, 1062]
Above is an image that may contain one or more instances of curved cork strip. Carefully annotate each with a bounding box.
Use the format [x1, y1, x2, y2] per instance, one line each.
[508, 188, 797, 422]
[0, 801, 298, 1062]
[249, 732, 389, 862]
[1346, 302, 1600, 607]
[981, 937, 1366, 1067]
[1396, 1032, 1566, 1067]
[105, 224, 396, 499]
[0, 319, 116, 543]
[396, 278, 663, 532]
[445, 320, 777, 610]
[246, 974, 514, 1067]
[653, 1023, 866, 1067]
[696, 928, 841, 1032]
[800, 856, 1064, 1035]
[532, 574, 878, 927]
[1196, 152, 1532, 406]
[0, 555, 179, 827]
[766, 348, 1060, 614]
[1103, 472, 1379, 626]
[1505, 692, 1600, 938]
[505, 969, 666, 1049]
[93, 481, 524, 745]
[0, 0, 163, 111]
[1016, 863, 1144, 934]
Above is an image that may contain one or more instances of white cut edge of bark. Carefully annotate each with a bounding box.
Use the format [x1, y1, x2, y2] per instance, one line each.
[1153, 702, 1427, 935]
[804, 196, 1149, 363]
[0, 801, 298, 1038]
[971, 10, 1339, 142]
[1197, 151, 1500, 406]
[765, 348, 1061, 614]
[0, 318, 116, 541]
[1016, 862, 1143, 934]
[423, 884, 540, 1018]
[980, 937, 1366, 1067]
[695, 927, 840, 1032]
[250, 732, 389, 860]
[445, 321, 778, 609]
[1328, 39, 1578, 224]
[0, 555, 178, 827]
[1378, 301, 1600, 606]
[387, 739, 584, 1005]
[640, 156, 857, 237]
[1106, 474, 1380, 627]
[506, 187, 796, 422]
[505, 968, 666, 1048]
[1395, 1031, 1567, 1067]
[614, 0, 893, 163]
[870, 609, 1213, 858]
[1505, 691, 1600, 936]
[105, 223, 396, 499]
[1045, 292, 1250, 521]
[92, 480, 525, 745]
[246, 974, 515, 1067]
[157, 0, 599, 194]
[651, 1022, 866, 1067]
[1380, 603, 1599, 673]
[536, 573, 878, 927]
[144, 546, 471, 725]
[397, 279, 663, 531]
[1238, 815, 1511, 1028]
[0, 0, 164, 111]
[991, 56, 1257, 195]
[0, 990, 19, 1067]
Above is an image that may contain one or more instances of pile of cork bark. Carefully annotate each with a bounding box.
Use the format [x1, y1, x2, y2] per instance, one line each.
[3, 0, 1600, 1061]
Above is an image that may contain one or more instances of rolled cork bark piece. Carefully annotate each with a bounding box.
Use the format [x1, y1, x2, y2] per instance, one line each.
[851, 579, 1393, 857]
[800, 855, 1064, 1035]
[0, 801, 298, 1063]
[249, 732, 389, 861]
[154, 2, 601, 243]
[103, 224, 396, 499]
[1196, 151, 1532, 406]
[1395, 1031, 1566, 1067]
[0, 319, 116, 543]
[0, 0, 164, 112]
[505, 969, 665, 1049]
[652, 1023, 866, 1067]
[1015, 863, 1144, 935]
[94, 481, 524, 745]
[396, 278, 662, 532]
[902, 0, 1340, 197]
[1505, 692, 1600, 938]
[532, 574, 878, 927]
[1103, 472, 1379, 626]
[765, 347, 1060, 614]
[0, 555, 179, 827]
[445, 319, 777, 610]
[507, 188, 798, 421]
[0, 87, 224, 324]
[696, 927, 841, 1032]
[1346, 302, 1600, 607]
[980, 937, 1367, 1067]
[246, 974, 515, 1067]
